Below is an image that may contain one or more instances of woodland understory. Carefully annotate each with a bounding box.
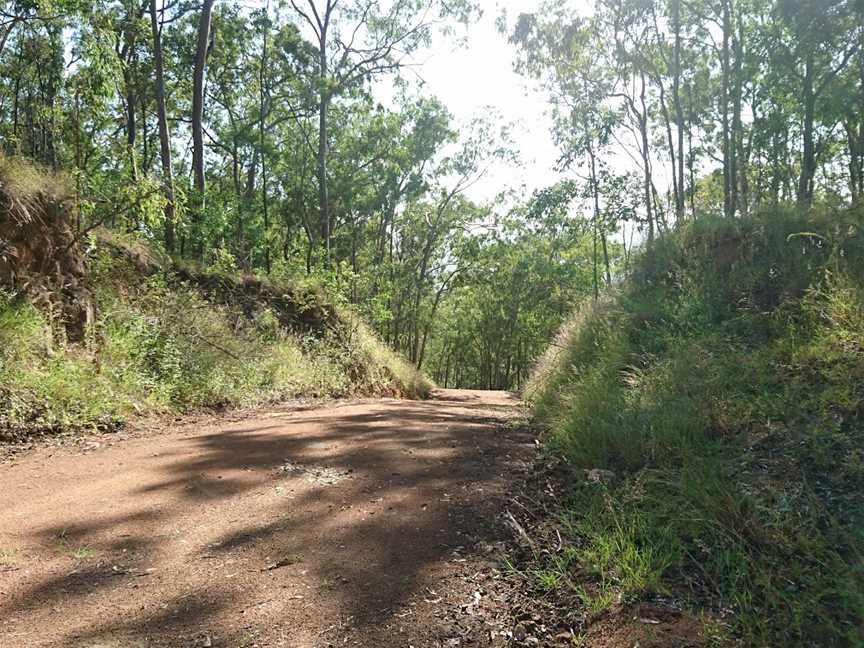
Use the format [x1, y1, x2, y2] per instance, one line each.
[3, 0, 862, 390]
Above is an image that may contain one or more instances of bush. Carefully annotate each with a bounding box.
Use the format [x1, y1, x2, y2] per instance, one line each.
[0, 237, 431, 440]
[527, 207, 864, 646]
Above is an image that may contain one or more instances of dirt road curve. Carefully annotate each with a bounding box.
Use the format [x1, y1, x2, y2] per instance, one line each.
[0, 389, 534, 648]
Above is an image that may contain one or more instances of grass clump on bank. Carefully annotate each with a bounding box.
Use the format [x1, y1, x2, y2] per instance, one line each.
[0, 231, 431, 441]
[526, 208, 864, 646]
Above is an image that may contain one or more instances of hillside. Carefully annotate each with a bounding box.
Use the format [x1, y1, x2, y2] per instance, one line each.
[5, 0, 864, 645]
[524, 209, 864, 646]
[0, 159, 430, 442]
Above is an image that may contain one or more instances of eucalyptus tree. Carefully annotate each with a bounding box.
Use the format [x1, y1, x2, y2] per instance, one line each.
[423, 191, 604, 390]
[192, 0, 216, 204]
[149, 0, 176, 250]
[405, 116, 514, 365]
[509, 0, 864, 219]
[284, 0, 476, 267]
[774, 0, 861, 206]
[510, 3, 639, 283]
[0, 1, 69, 166]
[510, 3, 662, 240]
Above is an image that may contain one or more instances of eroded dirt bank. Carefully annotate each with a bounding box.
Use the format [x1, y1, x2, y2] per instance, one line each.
[0, 389, 534, 648]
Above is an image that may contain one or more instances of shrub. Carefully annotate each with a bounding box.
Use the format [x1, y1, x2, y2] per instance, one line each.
[0, 236, 431, 439]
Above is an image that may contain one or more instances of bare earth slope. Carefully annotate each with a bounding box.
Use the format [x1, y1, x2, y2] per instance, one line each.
[0, 390, 532, 648]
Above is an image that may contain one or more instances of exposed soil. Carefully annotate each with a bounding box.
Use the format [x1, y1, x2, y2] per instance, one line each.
[0, 389, 537, 648]
[0, 168, 92, 341]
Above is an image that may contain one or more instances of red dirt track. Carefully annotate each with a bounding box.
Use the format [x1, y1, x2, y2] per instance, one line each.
[0, 389, 532, 648]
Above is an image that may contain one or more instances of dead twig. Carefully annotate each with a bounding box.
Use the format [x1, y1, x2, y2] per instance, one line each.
[504, 509, 536, 554]
[189, 331, 243, 361]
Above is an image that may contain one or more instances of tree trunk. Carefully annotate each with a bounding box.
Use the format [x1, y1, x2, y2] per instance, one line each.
[637, 74, 655, 241]
[315, 5, 332, 270]
[846, 120, 861, 203]
[797, 52, 816, 206]
[43, 24, 62, 170]
[12, 73, 19, 153]
[770, 135, 783, 205]
[259, 5, 271, 274]
[601, 231, 611, 286]
[192, 0, 216, 199]
[858, 51, 864, 200]
[140, 92, 151, 174]
[588, 142, 601, 297]
[150, 0, 176, 253]
[124, 64, 138, 181]
[846, 49, 864, 202]
[672, 0, 685, 219]
[74, 90, 82, 232]
[318, 84, 330, 268]
[657, 80, 679, 217]
[730, 11, 744, 216]
[721, 0, 732, 217]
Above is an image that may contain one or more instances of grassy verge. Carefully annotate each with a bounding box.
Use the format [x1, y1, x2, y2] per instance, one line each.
[525, 208, 864, 646]
[0, 233, 430, 441]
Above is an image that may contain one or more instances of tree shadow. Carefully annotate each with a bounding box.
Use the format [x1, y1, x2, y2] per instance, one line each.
[1, 396, 533, 647]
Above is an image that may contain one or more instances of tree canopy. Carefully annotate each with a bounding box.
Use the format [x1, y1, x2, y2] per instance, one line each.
[1, 0, 863, 388]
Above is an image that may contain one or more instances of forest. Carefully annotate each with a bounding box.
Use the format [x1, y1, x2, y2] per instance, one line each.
[2, 0, 864, 646]
[3, 0, 861, 390]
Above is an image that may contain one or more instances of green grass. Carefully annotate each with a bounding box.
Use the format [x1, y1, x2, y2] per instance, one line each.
[53, 530, 96, 560]
[576, 585, 617, 617]
[0, 235, 430, 440]
[0, 154, 68, 212]
[0, 547, 20, 565]
[69, 546, 95, 560]
[526, 207, 864, 646]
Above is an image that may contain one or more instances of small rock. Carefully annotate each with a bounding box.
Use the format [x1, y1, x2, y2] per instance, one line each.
[585, 468, 615, 483]
[513, 623, 528, 642]
[191, 634, 212, 648]
[438, 621, 461, 638]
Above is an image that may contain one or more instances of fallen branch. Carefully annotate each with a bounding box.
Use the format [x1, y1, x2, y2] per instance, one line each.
[190, 331, 243, 361]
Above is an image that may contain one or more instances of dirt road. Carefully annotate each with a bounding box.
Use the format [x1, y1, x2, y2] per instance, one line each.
[0, 390, 534, 648]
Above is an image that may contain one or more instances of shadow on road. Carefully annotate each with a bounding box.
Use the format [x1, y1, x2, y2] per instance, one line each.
[0, 392, 532, 647]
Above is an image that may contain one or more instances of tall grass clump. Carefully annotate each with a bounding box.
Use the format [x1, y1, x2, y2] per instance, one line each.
[333, 304, 434, 400]
[527, 207, 864, 646]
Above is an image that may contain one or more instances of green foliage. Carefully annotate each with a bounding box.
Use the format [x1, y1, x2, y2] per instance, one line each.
[527, 208, 864, 646]
[418, 183, 623, 390]
[334, 306, 434, 399]
[0, 240, 430, 440]
[4, 0, 864, 401]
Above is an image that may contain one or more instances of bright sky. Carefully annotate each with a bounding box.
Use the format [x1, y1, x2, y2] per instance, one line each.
[409, 0, 564, 204]
[252, 0, 567, 204]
